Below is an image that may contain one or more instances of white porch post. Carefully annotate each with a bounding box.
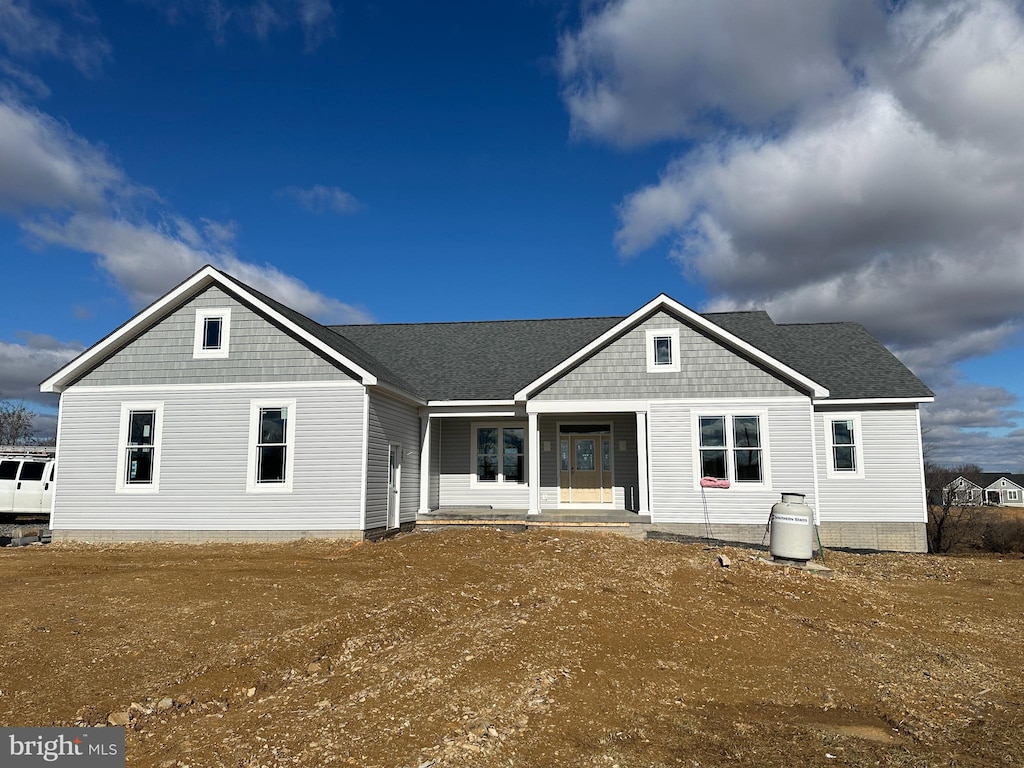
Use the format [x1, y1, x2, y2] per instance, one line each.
[417, 414, 432, 515]
[528, 410, 541, 515]
[636, 410, 650, 515]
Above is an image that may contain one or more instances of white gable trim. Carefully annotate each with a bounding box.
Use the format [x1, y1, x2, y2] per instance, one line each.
[513, 294, 829, 401]
[815, 397, 934, 406]
[985, 477, 1024, 492]
[40, 265, 381, 393]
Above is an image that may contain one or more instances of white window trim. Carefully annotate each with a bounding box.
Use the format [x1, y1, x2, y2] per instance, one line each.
[690, 410, 771, 490]
[1008, 489, 1019, 501]
[247, 398, 296, 493]
[645, 328, 680, 373]
[193, 307, 232, 359]
[824, 413, 864, 479]
[469, 421, 527, 487]
[115, 401, 164, 494]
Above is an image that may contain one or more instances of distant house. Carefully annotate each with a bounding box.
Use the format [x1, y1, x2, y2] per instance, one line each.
[41, 266, 934, 551]
[942, 473, 1024, 507]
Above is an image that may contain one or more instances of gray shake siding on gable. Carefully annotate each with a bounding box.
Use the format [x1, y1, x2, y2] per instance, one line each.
[534, 312, 800, 401]
[76, 286, 356, 386]
[365, 392, 421, 529]
[53, 384, 365, 531]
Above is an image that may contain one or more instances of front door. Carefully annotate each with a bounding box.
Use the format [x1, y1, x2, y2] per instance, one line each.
[387, 444, 401, 529]
[559, 433, 613, 504]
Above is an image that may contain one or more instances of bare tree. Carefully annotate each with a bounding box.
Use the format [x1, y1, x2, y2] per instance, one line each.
[0, 397, 35, 446]
[925, 462, 984, 553]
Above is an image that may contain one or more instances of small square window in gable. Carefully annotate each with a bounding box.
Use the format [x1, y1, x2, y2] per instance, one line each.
[193, 307, 231, 359]
[645, 327, 680, 373]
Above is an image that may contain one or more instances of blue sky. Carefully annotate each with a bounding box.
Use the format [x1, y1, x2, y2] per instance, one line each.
[1, 0, 1023, 470]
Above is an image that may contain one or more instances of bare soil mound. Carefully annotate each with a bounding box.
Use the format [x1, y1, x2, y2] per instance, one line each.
[1, 528, 1021, 766]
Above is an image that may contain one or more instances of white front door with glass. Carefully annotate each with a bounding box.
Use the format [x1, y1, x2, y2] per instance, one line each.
[558, 426, 613, 504]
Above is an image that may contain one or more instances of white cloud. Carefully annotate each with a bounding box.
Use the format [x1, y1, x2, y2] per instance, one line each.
[144, 0, 336, 50]
[0, 58, 50, 99]
[0, 0, 110, 76]
[0, 94, 370, 324]
[562, 0, 1024, 469]
[280, 184, 362, 216]
[0, 335, 82, 405]
[0, 100, 127, 214]
[558, 0, 884, 146]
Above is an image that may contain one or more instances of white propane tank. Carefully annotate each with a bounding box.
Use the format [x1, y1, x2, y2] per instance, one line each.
[769, 492, 814, 561]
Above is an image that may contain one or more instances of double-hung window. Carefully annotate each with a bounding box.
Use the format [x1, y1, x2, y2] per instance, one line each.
[116, 402, 164, 492]
[695, 413, 767, 486]
[824, 414, 864, 479]
[473, 424, 525, 484]
[193, 308, 231, 359]
[248, 399, 296, 492]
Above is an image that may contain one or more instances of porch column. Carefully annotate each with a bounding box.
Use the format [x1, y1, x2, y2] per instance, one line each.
[636, 410, 650, 515]
[528, 411, 541, 515]
[417, 414, 431, 515]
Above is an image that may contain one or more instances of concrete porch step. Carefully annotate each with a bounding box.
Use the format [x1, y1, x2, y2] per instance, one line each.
[417, 509, 652, 526]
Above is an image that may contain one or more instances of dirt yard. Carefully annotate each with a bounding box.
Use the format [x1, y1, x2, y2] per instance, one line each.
[1, 528, 1021, 767]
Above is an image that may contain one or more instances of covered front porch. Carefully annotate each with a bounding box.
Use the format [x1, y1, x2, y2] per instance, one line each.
[416, 402, 652, 518]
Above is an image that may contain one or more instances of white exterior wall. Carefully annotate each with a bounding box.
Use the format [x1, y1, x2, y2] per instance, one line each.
[52, 382, 366, 530]
[815, 406, 926, 523]
[434, 418, 530, 508]
[365, 391, 421, 528]
[648, 398, 816, 524]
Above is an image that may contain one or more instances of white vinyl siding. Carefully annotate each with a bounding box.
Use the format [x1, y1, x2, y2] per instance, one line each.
[365, 392, 421, 529]
[51, 383, 365, 531]
[815, 406, 926, 523]
[434, 418, 530, 508]
[648, 399, 815, 524]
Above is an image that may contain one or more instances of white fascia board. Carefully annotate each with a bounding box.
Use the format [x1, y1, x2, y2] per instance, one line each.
[427, 400, 518, 407]
[513, 293, 829, 400]
[40, 265, 382, 393]
[814, 397, 934, 406]
[526, 399, 650, 414]
[985, 477, 1024, 491]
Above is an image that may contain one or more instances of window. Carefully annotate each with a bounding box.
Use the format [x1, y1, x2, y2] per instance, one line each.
[645, 328, 680, 373]
[824, 414, 864, 479]
[18, 462, 45, 482]
[472, 424, 525, 484]
[697, 414, 765, 484]
[193, 308, 231, 359]
[693, 412, 768, 488]
[247, 399, 296, 492]
[116, 402, 164, 492]
[0, 461, 18, 480]
[1009, 490, 1019, 502]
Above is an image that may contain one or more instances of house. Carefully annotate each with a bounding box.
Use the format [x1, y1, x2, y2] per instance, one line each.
[983, 474, 1024, 506]
[40, 266, 934, 551]
[943, 474, 1024, 507]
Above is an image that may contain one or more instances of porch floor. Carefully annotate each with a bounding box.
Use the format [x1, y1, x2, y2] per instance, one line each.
[417, 508, 651, 526]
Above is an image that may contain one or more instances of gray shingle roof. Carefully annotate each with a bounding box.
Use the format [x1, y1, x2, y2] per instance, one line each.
[215, 270, 419, 395]
[331, 317, 623, 400]
[707, 312, 934, 400]
[331, 308, 932, 402]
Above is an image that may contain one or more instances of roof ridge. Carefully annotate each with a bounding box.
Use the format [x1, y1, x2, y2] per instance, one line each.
[331, 315, 626, 329]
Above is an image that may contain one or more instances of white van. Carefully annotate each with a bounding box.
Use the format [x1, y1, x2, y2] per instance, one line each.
[0, 456, 55, 516]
